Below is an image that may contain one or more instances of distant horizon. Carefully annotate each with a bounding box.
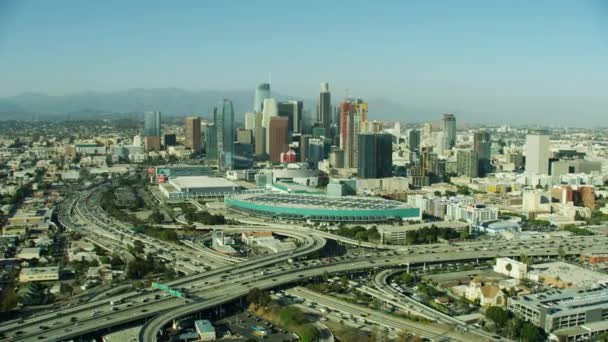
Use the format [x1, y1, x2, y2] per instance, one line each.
[1, 1, 607, 126]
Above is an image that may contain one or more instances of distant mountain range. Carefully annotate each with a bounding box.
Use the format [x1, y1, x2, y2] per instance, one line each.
[0, 88, 417, 123]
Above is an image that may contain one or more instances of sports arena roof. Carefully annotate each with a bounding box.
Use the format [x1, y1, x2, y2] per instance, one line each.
[225, 193, 420, 223]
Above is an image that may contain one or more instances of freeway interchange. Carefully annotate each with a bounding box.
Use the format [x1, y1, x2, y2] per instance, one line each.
[2, 184, 608, 342]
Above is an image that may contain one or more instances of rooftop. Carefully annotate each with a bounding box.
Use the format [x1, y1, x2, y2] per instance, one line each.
[20, 266, 59, 275]
[529, 261, 608, 288]
[170, 176, 238, 190]
[511, 284, 608, 317]
[194, 319, 215, 333]
[230, 192, 413, 211]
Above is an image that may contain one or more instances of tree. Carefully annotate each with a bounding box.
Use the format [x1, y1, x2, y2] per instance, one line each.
[505, 263, 512, 277]
[485, 306, 508, 327]
[520, 321, 544, 341]
[0, 288, 18, 312]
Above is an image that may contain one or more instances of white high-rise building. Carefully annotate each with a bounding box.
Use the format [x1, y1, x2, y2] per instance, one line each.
[262, 98, 279, 154]
[245, 112, 255, 131]
[525, 132, 550, 175]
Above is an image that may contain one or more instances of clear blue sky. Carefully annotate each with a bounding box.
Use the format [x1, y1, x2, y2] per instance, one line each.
[1, 0, 607, 124]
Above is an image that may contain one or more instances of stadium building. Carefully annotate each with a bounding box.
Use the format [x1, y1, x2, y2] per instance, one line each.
[225, 193, 421, 223]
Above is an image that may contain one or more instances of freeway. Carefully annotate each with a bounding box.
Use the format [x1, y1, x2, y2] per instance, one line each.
[9, 182, 608, 342]
[137, 238, 608, 342]
[286, 287, 480, 342]
[0, 214, 326, 341]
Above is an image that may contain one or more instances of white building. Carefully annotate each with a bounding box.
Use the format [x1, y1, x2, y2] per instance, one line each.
[525, 132, 550, 175]
[446, 203, 498, 224]
[494, 257, 528, 279]
[194, 319, 216, 341]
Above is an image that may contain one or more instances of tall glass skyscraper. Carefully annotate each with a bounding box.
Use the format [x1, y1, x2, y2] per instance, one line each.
[143, 111, 161, 137]
[318, 82, 331, 134]
[254, 83, 271, 113]
[442, 113, 456, 151]
[215, 99, 235, 169]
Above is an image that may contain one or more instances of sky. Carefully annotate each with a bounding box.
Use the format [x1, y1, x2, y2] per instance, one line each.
[0, 0, 607, 125]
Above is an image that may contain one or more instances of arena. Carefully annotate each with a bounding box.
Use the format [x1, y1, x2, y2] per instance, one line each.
[225, 192, 421, 223]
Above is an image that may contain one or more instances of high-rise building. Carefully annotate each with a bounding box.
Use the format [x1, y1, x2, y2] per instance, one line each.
[278, 100, 303, 134]
[442, 113, 456, 151]
[204, 123, 217, 162]
[360, 120, 382, 133]
[525, 131, 550, 175]
[184, 116, 201, 153]
[237, 128, 253, 145]
[457, 150, 479, 178]
[262, 98, 279, 155]
[407, 129, 421, 152]
[254, 83, 271, 113]
[358, 133, 393, 179]
[143, 111, 161, 137]
[215, 99, 235, 169]
[268, 116, 289, 163]
[163, 134, 177, 147]
[317, 82, 332, 135]
[308, 138, 324, 167]
[143, 135, 161, 152]
[300, 134, 312, 163]
[473, 131, 492, 176]
[245, 112, 256, 131]
[254, 112, 265, 158]
[340, 98, 368, 168]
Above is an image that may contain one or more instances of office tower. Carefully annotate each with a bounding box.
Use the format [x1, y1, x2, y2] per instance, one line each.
[457, 150, 479, 178]
[233, 142, 254, 169]
[143, 111, 161, 137]
[268, 116, 289, 163]
[442, 113, 456, 151]
[308, 138, 324, 167]
[143, 136, 161, 152]
[163, 134, 176, 147]
[317, 82, 332, 134]
[300, 134, 312, 163]
[358, 133, 393, 179]
[237, 128, 253, 145]
[184, 116, 201, 153]
[340, 98, 368, 168]
[312, 126, 327, 139]
[254, 82, 271, 113]
[473, 131, 492, 176]
[407, 129, 421, 152]
[360, 120, 382, 134]
[215, 99, 235, 169]
[245, 112, 256, 131]
[262, 98, 279, 154]
[254, 112, 265, 158]
[301, 109, 314, 135]
[525, 131, 550, 175]
[204, 123, 218, 161]
[278, 100, 303, 134]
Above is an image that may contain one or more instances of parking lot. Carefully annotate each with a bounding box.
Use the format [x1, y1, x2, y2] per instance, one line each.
[215, 312, 297, 341]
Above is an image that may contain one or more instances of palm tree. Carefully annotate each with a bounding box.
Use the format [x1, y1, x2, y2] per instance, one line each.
[505, 263, 513, 277]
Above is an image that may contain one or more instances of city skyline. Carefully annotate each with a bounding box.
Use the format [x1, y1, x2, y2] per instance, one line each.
[1, 1, 607, 126]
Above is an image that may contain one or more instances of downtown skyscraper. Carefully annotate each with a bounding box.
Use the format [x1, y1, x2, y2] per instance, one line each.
[215, 99, 235, 170]
[442, 113, 456, 152]
[143, 111, 161, 137]
[184, 116, 201, 153]
[339, 98, 368, 168]
[317, 82, 332, 135]
[254, 82, 271, 113]
[525, 130, 550, 175]
[358, 132, 393, 179]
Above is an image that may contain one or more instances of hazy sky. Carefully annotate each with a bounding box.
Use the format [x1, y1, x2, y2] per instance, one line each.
[1, 1, 607, 124]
